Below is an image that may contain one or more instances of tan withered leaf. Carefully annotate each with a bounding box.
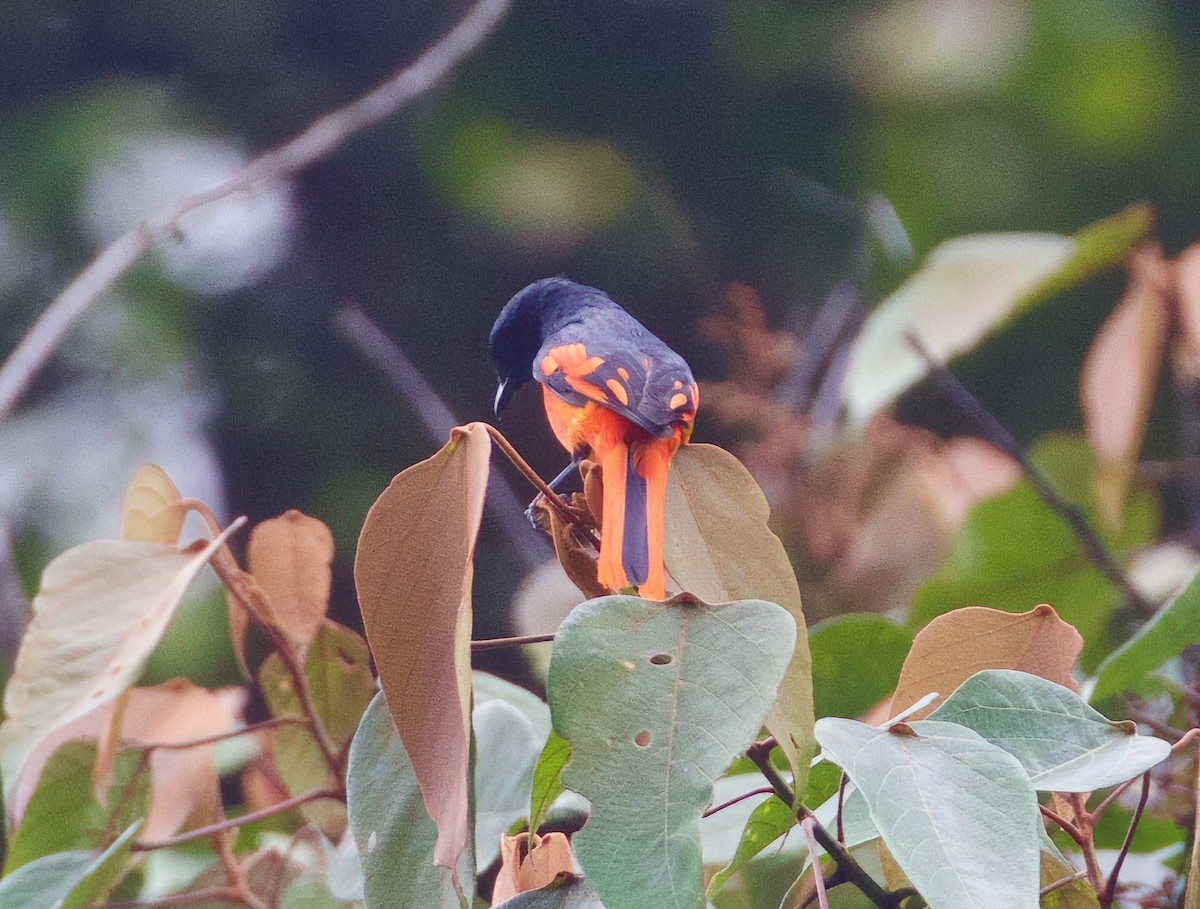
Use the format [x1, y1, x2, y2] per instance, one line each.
[1176, 244, 1200, 370]
[892, 604, 1082, 720]
[1081, 245, 1171, 528]
[544, 495, 607, 600]
[491, 832, 575, 905]
[10, 679, 246, 842]
[247, 510, 335, 651]
[354, 422, 490, 870]
[664, 443, 815, 795]
[0, 521, 242, 806]
[121, 464, 185, 545]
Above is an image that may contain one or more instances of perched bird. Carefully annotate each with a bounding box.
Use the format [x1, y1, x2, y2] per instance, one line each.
[490, 277, 699, 600]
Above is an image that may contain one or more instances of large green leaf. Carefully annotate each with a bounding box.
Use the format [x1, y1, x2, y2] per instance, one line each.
[3, 742, 149, 874]
[809, 614, 911, 719]
[0, 821, 141, 909]
[666, 443, 815, 793]
[1091, 566, 1200, 702]
[929, 670, 1169, 791]
[911, 436, 1159, 670]
[840, 204, 1152, 426]
[345, 692, 468, 909]
[814, 717, 1040, 909]
[494, 875, 605, 908]
[548, 594, 795, 909]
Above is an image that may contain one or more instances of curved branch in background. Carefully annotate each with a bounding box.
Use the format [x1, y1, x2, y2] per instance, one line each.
[0, 0, 513, 421]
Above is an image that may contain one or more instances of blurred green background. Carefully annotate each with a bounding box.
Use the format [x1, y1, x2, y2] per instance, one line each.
[1, 0, 1198, 683]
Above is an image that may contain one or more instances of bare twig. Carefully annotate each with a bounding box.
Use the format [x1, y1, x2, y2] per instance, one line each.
[1100, 772, 1152, 909]
[1039, 803, 1086, 848]
[703, 785, 778, 819]
[470, 632, 557, 652]
[334, 305, 547, 570]
[132, 787, 342, 851]
[906, 333, 1151, 614]
[103, 887, 257, 908]
[0, 0, 512, 420]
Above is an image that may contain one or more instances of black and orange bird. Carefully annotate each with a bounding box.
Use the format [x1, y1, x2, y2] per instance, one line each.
[490, 277, 699, 600]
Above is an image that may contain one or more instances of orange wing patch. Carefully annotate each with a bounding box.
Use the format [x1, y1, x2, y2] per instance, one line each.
[546, 343, 605, 377]
[606, 378, 630, 406]
[566, 374, 610, 402]
[669, 393, 688, 410]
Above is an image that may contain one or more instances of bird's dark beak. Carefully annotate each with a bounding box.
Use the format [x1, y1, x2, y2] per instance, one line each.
[494, 380, 511, 415]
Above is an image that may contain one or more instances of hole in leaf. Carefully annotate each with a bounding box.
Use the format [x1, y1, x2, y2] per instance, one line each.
[649, 653, 672, 665]
[634, 730, 651, 748]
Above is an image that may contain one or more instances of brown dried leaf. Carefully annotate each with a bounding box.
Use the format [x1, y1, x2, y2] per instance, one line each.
[1174, 243, 1200, 371]
[247, 510, 334, 652]
[891, 604, 1082, 719]
[121, 464, 184, 545]
[9, 679, 246, 842]
[544, 494, 607, 600]
[1081, 245, 1171, 528]
[354, 422, 490, 870]
[491, 832, 575, 905]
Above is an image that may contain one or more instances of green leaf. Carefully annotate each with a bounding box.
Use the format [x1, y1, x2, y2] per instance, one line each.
[346, 692, 469, 909]
[474, 698, 544, 871]
[1091, 566, 1200, 702]
[666, 443, 815, 794]
[809, 614, 912, 718]
[259, 621, 375, 835]
[841, 205, 1152, 426]
[3, 742, 149, 874]
[548, 594, 795, 909]
[493, 875, 605, 907]
[0, 821, 141, 909]
[912, 435, 1159, 670]
[529, 731, 570, 838]
[929, 670, 1169, 791]
[814, 717, 1041, 909]
[705, 795, 795, 899]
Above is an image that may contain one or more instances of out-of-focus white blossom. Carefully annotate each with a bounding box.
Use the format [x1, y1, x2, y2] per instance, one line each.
[79, 132, 295, 295]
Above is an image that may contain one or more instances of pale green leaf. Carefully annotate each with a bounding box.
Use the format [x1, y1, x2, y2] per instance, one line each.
[841, 205, 1152, 426]
[346, 692, 469, 909]
[814, 717, 1040, 909]
[666, 443, 815, 794]
[548, 594, 795, 909]
[930, 670, 1169, 791]
[494, 875, 605, 907]
[0, 821, 141, 909]
[0, 523, 239, 803]
[474, 698, 543, 871]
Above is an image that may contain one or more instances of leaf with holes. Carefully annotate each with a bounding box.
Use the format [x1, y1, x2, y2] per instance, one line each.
[355, 422, 489, 870]
[346, 692, 467, 909]
[548, 594, 794, 909]
[0, 522, 241, 805]
[929, 670, 1170, 791]
[815, 717, 1040, 909]
[666, 443, 815, 794]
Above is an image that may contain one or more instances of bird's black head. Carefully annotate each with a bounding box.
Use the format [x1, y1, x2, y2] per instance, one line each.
[489, 277, 604, 413]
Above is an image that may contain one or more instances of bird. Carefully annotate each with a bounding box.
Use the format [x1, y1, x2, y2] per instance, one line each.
[489, 277, 699, 600]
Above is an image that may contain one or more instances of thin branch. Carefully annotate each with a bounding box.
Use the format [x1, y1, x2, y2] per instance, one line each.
[703, 786, 778, 819]
[132, 787, 342, 851]
[0, 0, 513, 420]
[470, 632, 557, 652]
[103, 887, 254, 908]
[334, 305, 547, 571]
[1039, 804, 1087, 848]
[136, 716, 308, 752]
[1100, 772, 1152, 909]
[906, 333, 1150, 613]
[1039, 871, 1087, 898]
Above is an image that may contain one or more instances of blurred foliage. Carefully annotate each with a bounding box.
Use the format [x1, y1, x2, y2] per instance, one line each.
[2, 0, 1200, 683]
